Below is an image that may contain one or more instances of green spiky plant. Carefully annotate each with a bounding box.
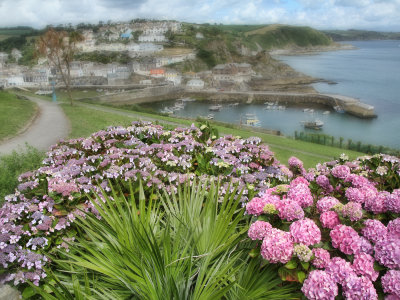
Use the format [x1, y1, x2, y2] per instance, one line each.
[29, 179, 300, 299]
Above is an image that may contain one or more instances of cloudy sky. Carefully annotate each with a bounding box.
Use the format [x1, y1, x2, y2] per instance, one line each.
[1, 0, 400, 31]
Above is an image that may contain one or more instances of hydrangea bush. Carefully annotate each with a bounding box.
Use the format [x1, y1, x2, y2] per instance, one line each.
[247, 153, 400, 299]
[0, 121, 289, 286]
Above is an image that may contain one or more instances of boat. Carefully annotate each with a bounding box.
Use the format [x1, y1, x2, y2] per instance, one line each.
[181, 97, 195, 102]
[206, 113, 214, 120]
[334, 106, 345, 113]
[278, 106, 286, 110]
[160, 108, 174, 115]
[303, 108, 310, 112]
[323, 111, 330, 115]
[209, 104, 222, 111]
[244, 114, 261, 127]
[301, 119, 324, 130]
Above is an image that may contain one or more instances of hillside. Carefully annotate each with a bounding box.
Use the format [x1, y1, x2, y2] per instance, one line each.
[323, 29, 400, 41]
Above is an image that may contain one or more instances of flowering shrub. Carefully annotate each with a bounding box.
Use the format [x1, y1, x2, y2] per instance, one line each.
[247, 153, 400, 299]
[0, 121, 288, 286]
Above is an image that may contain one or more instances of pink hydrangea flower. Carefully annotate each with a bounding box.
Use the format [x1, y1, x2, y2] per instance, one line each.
[288, 156, 303, 169]
[382, 270, 400, 298]
[325, 257, 356, 284]
[331, 165, 351, 179]
[287, 183, 313, 208]
[261, 228, 293, 264]
[320, 211, 340, 229]
[301, 270, 338, 300]
[385, 189, 400, 213]
[316, 174, 330, 188]
[342, 201, 363, 221]
[277, 199, 304, 221]
[293, 244, 313, 262]
[388, 218, 400, 239]
[290, 176, 310, 187]
[248, 221, 272, 241]
[352, 253, 379, 281]
[312, 248, 330, 269]
[374, 236, 400, 269]
[290, 218, 321, 246]
[316, 196, 340, 213]
[342, 274, 378, 300]
[359, 237, 374, 255]
[385, 294, 400, 300]
[362, 219, 387, 244]
[364, 191, 388, 214]
[345, 187, 365, 204]
[246, 197, 267, 216]
[330, 224, 361, 255]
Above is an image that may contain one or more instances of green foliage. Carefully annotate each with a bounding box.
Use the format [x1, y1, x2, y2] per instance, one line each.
[294, 131, 400, 156]
[0, 35, 27, 52]
[196, 48, 216, 68]
[34, 180, 299, 299]
[74, 51, 131, 64]
[0, 146, 44, 204]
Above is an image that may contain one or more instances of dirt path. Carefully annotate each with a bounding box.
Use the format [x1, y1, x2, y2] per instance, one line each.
[0, 95, 70, 155]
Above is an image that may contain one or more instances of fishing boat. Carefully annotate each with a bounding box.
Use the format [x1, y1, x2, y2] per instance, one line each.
[301, 119, 324, 130]
[209, 104, 222, 111]
[244, 114, 261, 127]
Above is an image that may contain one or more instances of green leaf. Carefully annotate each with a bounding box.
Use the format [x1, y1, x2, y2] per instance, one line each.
[249, 248, 260, 258]
[297, 271, 307, 283]
[300, 261, 310, 271]
[22, 286, 36, 299]
[284, 259, 298, 270]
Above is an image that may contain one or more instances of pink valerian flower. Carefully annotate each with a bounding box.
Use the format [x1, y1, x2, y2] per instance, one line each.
[352, 253, 379, 281]
[365, 191, 389, 214]
[287, 183, 313, 208]
[293, 244, 313, 262]
[288, 156, 303, 169]
[385, 189, 400, 213]
[316, 196, 340, 213]
[301, 270, 338, 300]
[325, 257, 356, 285]
[320, 211, 341, 229]
[374, 236, 400, 270]
[277, 200, 304, 221]
[330, 224, 361, 255]
[388, 218, 400, 239]
[382, 270, 400, 298]
[290, 218, 321, 246]
[342, 202, 363, 221]
[312, 248, 330, 269]
[261, 228, 293, 264]
[248, 221, 272, 241]
[331, 165, 351, 179]
[245, 197, 267, 216]
[345, 187, 365, 204]
[342, 274, 378, 300]
[362, 219, 388, 244]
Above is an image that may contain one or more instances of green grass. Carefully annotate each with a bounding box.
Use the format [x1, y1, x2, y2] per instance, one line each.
[0, 91, 37, 141]
[0, 146, 44, 205]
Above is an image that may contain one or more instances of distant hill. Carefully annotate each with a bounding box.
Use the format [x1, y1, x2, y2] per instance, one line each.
[323, 29, 400, 41]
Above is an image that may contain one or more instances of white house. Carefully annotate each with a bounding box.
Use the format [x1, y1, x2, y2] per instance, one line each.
[186, 79, 204, 90]
[165, 70, 182, 86]
[138, 34, 166, 43]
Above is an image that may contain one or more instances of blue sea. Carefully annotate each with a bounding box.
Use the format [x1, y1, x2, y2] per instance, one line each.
[151, 40, 400, 149]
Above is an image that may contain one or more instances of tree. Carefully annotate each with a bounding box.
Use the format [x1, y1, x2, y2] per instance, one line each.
[36, 28, 83, 105]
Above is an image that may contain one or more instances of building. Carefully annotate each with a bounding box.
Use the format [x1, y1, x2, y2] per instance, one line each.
[186, 79, 204, 89]
[165, 70, 182, 86]
[212, 63, 253, 83]
[150, 68, 165, 78]
[138, 34, 166, 43]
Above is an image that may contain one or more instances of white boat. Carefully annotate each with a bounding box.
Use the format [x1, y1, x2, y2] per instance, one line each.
[244, 114, 261, 127]
[206, 113, 214, 120]
[209, 104, 222, 111]
[301, 119, 324, 130]
[323, 111, 330, 115]
[161, 108, 174, 114]
[334, 106, 345, 113]
[278, 106, 286, 110]
[303, 108, 310, 112]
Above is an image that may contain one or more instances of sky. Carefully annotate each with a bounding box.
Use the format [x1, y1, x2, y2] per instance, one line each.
[1, 0, 400, 31]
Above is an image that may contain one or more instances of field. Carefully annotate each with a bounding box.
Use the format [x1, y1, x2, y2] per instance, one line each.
[158, 47, 194, 56]
[0, 91, 37, 142]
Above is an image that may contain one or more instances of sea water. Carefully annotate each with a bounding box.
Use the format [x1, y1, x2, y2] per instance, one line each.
[149, 40, 400, 149]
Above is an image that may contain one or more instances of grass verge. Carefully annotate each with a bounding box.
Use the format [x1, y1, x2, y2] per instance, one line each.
[0, 91, 37, 141]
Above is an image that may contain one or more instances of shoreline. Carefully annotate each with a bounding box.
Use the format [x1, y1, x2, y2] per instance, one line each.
[269, 43, 356, 56]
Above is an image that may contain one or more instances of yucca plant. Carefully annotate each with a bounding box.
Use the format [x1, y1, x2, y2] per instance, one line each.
[31, 179, 299, 299]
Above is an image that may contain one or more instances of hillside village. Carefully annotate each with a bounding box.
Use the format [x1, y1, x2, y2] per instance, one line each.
[0, 20, 323, 93]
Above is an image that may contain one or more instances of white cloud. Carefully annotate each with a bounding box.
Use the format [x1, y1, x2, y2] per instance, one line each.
[0, 0, 399, 30]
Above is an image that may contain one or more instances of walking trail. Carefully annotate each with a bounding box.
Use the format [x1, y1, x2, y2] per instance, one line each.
[0, 95, 70, 156]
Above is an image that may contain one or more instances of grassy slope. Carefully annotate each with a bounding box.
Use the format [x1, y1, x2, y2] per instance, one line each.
[0, 91, 37, 141]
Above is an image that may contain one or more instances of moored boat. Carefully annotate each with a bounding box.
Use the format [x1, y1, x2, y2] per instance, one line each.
[301, 119, 324, 130]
